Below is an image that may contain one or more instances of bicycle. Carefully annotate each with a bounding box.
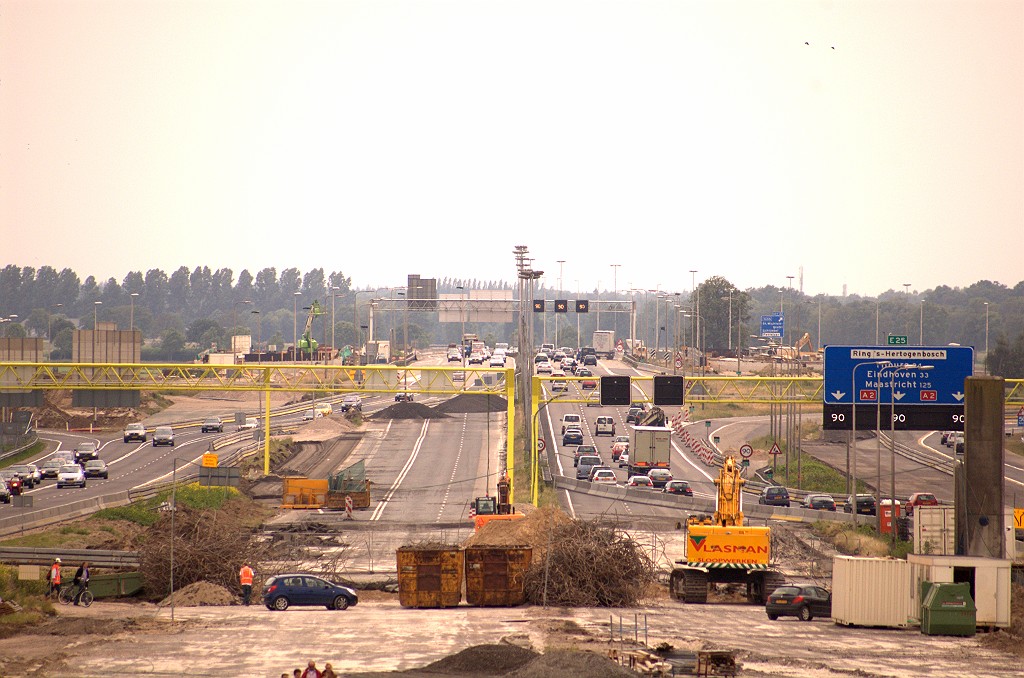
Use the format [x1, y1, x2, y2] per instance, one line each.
[58, 583, 93, 607]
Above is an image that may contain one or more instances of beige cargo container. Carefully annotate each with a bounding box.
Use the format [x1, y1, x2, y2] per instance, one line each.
[908, 554, 1012, 628]
[832, 556, 914, 627]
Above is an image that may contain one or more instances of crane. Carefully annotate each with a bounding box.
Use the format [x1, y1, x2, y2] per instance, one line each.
[298, 300, 326, 358]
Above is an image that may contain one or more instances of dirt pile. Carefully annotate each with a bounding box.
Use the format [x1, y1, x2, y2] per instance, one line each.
[292, 415, 355, 442]
[157, 581, 237, 607]
[465, 505, 568, 557]
[421, 643, 538, 675]
[434, 393, 508, 414]
[371, 401, 449, 420]
[507, 650, 636, 678]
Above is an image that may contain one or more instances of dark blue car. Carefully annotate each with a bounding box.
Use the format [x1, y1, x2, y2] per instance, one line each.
[562, 428, 584, 446]
[262, 574, 358, 611]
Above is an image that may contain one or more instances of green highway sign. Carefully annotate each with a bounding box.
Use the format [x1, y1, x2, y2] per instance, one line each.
[887, 335, 908, 345]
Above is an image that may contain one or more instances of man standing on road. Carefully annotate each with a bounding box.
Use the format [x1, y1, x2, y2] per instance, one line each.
[47, 558, 62, 597]
[239, 561, 254, 606]
[72, 561, 90, 605]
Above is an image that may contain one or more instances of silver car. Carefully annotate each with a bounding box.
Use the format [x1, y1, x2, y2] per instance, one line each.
[56, 464, 86, 489]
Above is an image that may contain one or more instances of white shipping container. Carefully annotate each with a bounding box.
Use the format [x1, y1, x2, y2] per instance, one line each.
[832, 556, 915, 627]
[908, 554, 1012, 628]
[914, 506, 955, 555]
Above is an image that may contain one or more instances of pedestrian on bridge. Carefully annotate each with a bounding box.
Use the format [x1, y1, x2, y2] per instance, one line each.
[47, 558, 61, 597]
[239, 561, 255, 606]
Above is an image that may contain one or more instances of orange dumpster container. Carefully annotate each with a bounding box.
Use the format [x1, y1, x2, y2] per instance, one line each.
[396, 545, 463, 608]
[464, 546, 532, 607]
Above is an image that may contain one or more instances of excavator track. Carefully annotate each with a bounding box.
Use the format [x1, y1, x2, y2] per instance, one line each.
[670, 569, 708, 604]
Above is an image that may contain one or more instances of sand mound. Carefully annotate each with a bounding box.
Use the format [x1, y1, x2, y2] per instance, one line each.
[157, 581, 237, 607]
[371, 402, 449, 420]
[508, 650, 636, 678]
[434, 393, 509, 414]
[465, 505, 569, 559]
[421, 643, 538, 675]
[292, 416, 353, 442]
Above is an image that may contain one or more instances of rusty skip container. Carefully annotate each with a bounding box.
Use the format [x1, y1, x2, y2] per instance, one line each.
[397, 546, 463, 608]
[465, 546, 532, 607]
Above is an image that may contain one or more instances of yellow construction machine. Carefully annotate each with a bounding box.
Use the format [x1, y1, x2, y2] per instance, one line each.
[669, 456, 783, 604]
[469, 474, 523, 531]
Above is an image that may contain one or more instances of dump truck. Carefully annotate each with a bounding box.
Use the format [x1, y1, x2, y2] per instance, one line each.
[627, 424, 671, 477]
[669, 456, 783, 604]
[592, 330, 616, 359]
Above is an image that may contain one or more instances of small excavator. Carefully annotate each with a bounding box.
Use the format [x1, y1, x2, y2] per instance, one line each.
[469, 474, 523, 531]
[669, 455, 783, 604]
[297, 300, 326, 359]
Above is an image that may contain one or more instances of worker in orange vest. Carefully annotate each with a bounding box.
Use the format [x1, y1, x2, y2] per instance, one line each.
[47, 557, 62, 597]
[239, 561, 255, 606]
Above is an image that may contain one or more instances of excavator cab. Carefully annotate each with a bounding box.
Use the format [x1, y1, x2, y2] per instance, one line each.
[470, 474, 523, 531]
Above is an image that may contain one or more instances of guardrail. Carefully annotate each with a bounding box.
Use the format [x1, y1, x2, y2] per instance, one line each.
[0, 433, 39, 463]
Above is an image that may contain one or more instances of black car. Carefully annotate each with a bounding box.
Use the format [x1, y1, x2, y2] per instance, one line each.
[82, 459, 109, 479]
[802, 494, 837, 511]
[765, 585, 832, 621]
[394, 392, 414, 402]
[843, 494, 876, 516]
[758, 485, 791, 507]
[262, 574, 358, 611]
[562, 428, 584, 446]
[201, 418, 224, 433]
[72, 442, 99, 464]
[663, 480, 693, 496]
[625, 407, 645, 425]
[582, 354, 598, 366]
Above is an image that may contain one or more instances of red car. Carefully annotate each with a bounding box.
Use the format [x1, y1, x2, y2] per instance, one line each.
[906, 492, 939, 515]
[611, 441, 629, 461]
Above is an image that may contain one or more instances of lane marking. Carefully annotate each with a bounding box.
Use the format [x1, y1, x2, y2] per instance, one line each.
[370, 419, 430, 521]
[437, 416, 467, 523]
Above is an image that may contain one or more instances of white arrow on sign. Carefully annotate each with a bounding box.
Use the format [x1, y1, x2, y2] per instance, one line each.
[893, 391, 905, 401]
[952, 392, 965, 401]
[831, 390, 846, 400]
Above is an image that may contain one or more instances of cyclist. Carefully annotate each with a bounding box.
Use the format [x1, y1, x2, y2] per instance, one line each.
[72, 561, 90, 605]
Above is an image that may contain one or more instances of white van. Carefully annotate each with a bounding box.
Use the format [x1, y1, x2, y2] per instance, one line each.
[595, 416, 616, 436]
[561, 413, 582, 434]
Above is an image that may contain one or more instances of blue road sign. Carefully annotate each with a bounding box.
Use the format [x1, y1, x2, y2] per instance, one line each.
[760, 314, 783, 338]
[823, 346, 974, 406]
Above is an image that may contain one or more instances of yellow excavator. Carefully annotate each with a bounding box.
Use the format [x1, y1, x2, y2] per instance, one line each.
[669, 456, 783, 604]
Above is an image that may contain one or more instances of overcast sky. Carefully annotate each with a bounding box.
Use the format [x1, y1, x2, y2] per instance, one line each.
[3, 0, 1021, 298]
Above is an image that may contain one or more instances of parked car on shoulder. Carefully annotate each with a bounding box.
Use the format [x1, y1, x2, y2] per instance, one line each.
[802, 494, 836, 511]
[56, 464, 86, 489]
[201, 418, 224, 433]
[83, 459, 109, 479]
[123, 422, 147, 442]
[766, 584, 832, 621]
[72, 442, 99, 464]
[663, 480, 693, 496]
[262, 574, 358, 611]
[906, 492, 939, 515]
[843, 494, 876, 516]
[153, 426, 175, 447]
[758, 485, 791, 507]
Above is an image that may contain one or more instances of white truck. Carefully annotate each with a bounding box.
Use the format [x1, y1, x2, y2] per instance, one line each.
[593, 330, 616, 359]
[627, 425, 672, 477]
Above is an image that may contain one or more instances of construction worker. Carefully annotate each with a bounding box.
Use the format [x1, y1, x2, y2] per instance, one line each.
[239, 561, 255, 606]
[47, 558, 62, 597]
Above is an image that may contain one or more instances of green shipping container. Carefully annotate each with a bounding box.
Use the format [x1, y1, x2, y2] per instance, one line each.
[88, 572, 144, 599]
[921, 582, 976, 636]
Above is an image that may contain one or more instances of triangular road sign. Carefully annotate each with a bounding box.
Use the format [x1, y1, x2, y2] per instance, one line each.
[769, 442, 782, 455]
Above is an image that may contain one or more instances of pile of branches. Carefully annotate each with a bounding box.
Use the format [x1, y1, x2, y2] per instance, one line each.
[138, 505, 267, 599]
[522, 520, 655, 607]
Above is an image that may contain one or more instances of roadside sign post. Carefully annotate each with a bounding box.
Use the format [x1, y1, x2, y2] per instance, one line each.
[739, 444, 753, 459]
[1017, 407, 1024, 428]
[760, 314, 784, 339]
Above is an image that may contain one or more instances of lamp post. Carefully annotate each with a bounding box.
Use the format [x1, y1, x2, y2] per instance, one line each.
[610, 263, 620, 338]
[331, 285, 340, 355]
[129, 292, 139, 331]
[456, 285, 466, 367]
[919, 298, 925, 344]
[557, 261, 565, 346]
[292, 291, 302, 359]
[984, 302, 989, 374]
[251, 310, 261, 362]
[875, 298, 880, 344]
[93, 301, 102, 329]
[785, 275, 794, 346]
[887, 363, 932, 545]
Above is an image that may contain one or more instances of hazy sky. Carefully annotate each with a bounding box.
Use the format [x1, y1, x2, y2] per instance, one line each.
[3, 0, 1021, 298]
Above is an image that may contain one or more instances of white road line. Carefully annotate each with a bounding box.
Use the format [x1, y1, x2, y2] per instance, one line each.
[436, 416, 466, 522]
[370, 419, 430, 521]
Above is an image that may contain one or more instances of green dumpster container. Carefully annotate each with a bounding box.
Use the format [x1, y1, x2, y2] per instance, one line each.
[88, 572, 144, 599]
[921, 582, 976, 636]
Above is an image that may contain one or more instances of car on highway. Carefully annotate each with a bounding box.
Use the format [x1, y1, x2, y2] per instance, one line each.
[489, 355, 506, 367]
[468, 352, 485, 365]
[617, 451, 629, 468]
[262, 574, 359, 611]
[843, 494, 876, 516]
[586, 390, 601, 406]
[447, 349, 462, 362]
[551, 351, 565, 364]
[625, 407, 645, 424]
[802, 494, 837, 511]
[7, 464, 37, 488]
[314, 402, 333, 416]
[594, 416, 615, 436]
[83, 459, 109, 479]
[573, 444, 598, 467]
[765, 584, 832, 622]
[758, 485, 791, 507]
[550, 379, 567, 392]
[562, 356, 578, 372]
[582, 354, 598, 366]
[24, 463, 42, 485]
[560, 414, 582, 434]
[56, 464, 87, 489]
[663, 480, 693, 496]
[906, 492, 939, 515]
[123, 423, 147, 442]
[591, 469, 617, 485]
[575, 455, 602, 480]
[341, 395, 362, 412]
[611, 439, 629, 461]
[587, 464, 613, 482]
[562, 427, 584, 446]
[577, 368, 597, 389]
[626, 475, 654, 489]
[647, 468, 673, 488]
[536, 361, 553, 374]
[0, 479, 9, 503]
[394, 392, 415, 402]
[201, 418, 224, 433]
[40, 459, 64, 479]
[72, 442, 99, 464]
[238, 417, 259, 431]
[302, 410, 323, 421]
[153, 426, 175, 447]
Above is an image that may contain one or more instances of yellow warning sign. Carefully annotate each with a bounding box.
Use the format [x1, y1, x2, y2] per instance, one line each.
[202, 453, 218, 468]
[1014, 508, 1024, 530]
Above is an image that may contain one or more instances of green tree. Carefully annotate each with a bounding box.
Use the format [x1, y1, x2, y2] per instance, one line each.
[53, 327, 74, 359]
[160, 329, 186, 358]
